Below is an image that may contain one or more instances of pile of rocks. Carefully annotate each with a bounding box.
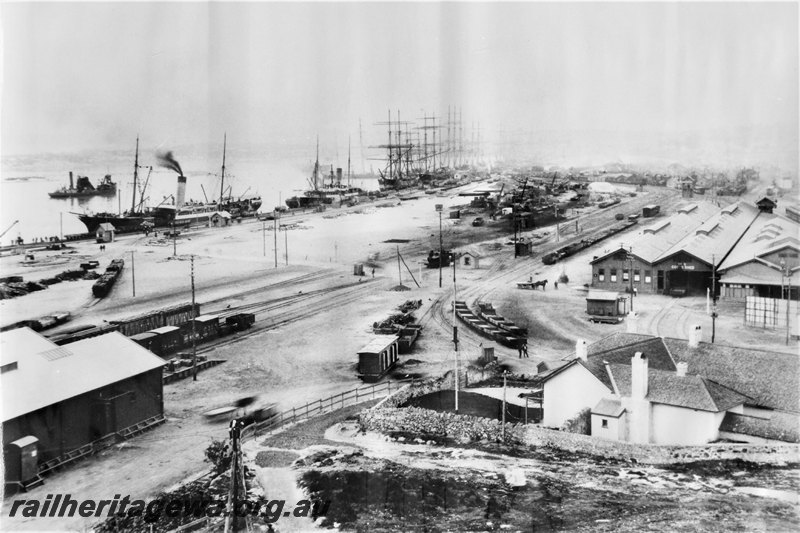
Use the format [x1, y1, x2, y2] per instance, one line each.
[360, 406, 525, 445]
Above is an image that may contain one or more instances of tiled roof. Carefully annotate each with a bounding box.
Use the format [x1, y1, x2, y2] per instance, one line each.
[720, 412, 800, 443]
[592, 398, 625, 417]
[546, 333, 798, 415]
[608, 364, 749, 412]
[718, 211, 800, 272]
[663, 338, 799, 412]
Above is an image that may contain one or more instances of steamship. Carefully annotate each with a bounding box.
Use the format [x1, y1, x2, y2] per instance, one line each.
[75, 138, 262, 233]
[74, 138, 159, 233]
[49, 172, 117, 199]
[285, 139, 362, 209]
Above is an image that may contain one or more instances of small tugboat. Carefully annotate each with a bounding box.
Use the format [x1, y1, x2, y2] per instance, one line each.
[49, 172, 117, 198]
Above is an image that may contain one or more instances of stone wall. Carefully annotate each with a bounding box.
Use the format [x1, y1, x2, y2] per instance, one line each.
[359, 406, 526, 445]
[360, 404, 800, 464]
[522, 425, 800, 465]
[379, 373, 455, 409]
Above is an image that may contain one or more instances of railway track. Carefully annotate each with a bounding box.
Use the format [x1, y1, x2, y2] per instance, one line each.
[424, 187, 685, 355]
[183, 278, 382, 355]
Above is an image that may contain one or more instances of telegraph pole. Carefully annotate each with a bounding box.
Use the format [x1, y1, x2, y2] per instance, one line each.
[711, 254, 717, 343]
[131, 251, 135, 297]
[453, 252, 459, 413]
[191, 254, 197, 381]
[273, 211, 278, 268]
[284, 225, 288, 265]
[502, 371, 508, 441]
[262, 220, 266, 257]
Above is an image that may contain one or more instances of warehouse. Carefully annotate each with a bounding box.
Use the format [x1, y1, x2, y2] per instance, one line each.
[717, 205, 800, 300]
[2, 328, 165, 491]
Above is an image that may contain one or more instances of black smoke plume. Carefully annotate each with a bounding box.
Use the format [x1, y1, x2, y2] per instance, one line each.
[155, 150, 183, 175]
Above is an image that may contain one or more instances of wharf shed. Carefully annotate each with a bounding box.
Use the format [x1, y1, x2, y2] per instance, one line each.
[2, 329, 165, 489]
[717, 207, 800, 300]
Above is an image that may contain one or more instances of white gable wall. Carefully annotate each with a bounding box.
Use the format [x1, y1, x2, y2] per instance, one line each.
[650, 404, 728, 445]
[542, 364, 610, 427]
[591, 411, 626, 440]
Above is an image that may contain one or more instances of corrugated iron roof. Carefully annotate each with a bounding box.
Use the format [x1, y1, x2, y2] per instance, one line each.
[590, 202, 718, 264]
[586, 290, 620, 301]
[655, 201, 760, 266]
[718, 211, 800, 272]
[1, 328, 165, 422]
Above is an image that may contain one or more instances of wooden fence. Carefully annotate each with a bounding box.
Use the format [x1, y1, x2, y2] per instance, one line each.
[241, 380, 400, 441]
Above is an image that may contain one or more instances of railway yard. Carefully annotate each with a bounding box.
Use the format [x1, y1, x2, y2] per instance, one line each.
[1, 179, 797, 531]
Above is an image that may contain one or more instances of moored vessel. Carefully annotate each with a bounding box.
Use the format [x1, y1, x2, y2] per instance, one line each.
[49, 173, 117, 199]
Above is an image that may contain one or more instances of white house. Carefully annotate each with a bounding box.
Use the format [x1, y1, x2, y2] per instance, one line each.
[537, 330, 798, 445]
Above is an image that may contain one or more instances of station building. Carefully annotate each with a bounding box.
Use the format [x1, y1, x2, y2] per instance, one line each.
[589, 199, 791, 297]
[2, 328, 165, 491]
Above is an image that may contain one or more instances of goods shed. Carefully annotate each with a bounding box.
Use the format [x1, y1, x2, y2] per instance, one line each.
[2, 328, 165, 491]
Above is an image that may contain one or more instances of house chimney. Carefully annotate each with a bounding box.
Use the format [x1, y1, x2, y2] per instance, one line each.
[626, 311, 638, 333]
[676, 361, 688, 377]
[688, 324, 702, 348]
[176, 175, 187, 209]
[576, 339, 588, 361]
[631, 352, 648, 399]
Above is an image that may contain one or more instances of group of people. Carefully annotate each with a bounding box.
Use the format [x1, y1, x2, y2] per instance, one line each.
[518, 342, 529, 358]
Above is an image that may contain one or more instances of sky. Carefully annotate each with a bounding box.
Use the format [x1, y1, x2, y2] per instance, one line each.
[0, 1, 798, 171]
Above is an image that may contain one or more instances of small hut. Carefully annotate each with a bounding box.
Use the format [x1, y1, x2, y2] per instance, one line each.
[458, 246, 485, 269]
[210, 211, 232, 227]
[95, 223, 116, 243]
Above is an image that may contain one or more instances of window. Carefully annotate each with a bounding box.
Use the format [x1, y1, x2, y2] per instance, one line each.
[622, 269, 630, 282]
[634, 269, 640, 282]
[610, 268, 617, 282]
[601, 419, 608, 429]
[644, 270, 652, 284]
[598, 268, 605, 281]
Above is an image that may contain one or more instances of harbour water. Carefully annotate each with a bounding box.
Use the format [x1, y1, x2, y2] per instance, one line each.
[0, 143, 380, 244]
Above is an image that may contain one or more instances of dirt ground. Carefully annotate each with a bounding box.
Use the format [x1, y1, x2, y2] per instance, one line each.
[2, 184, 796, 531]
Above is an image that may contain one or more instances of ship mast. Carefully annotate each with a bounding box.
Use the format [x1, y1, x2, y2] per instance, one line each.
[131, 136, 139, 213]
[220, 133, 227, 205]
[347, 136, 352, 187]
[314, 135, 320, 190]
